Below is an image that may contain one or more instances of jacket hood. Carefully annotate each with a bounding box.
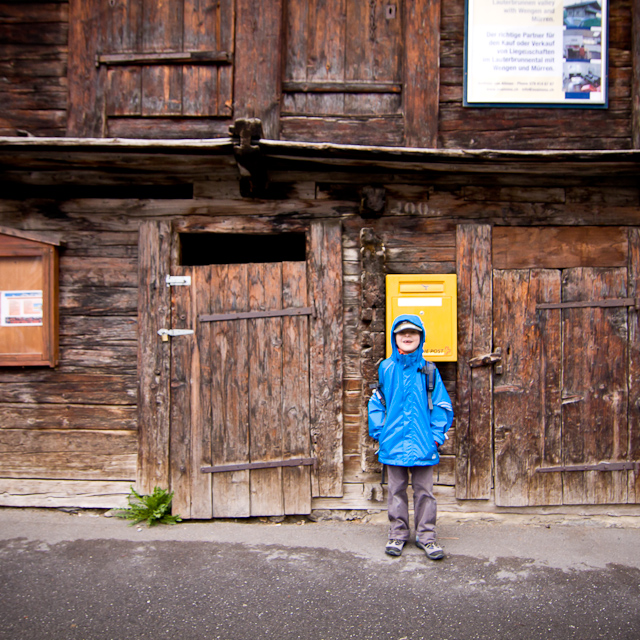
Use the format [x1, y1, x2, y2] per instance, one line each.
[390, 313, 425, 364]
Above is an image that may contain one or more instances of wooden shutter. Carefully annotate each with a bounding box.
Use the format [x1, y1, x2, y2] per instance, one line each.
[282, 0, 440, 147]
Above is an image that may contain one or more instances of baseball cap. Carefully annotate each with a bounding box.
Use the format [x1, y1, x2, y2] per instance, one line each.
[393, 320, 422, 333]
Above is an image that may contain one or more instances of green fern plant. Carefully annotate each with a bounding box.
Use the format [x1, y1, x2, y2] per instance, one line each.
[114, 486, 182, 526]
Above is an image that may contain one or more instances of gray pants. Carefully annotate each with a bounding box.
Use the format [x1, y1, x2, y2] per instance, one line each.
[386, 465, 437, 544]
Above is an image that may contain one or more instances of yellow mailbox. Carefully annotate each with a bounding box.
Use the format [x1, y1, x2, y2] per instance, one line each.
[386, 274, 457, 362]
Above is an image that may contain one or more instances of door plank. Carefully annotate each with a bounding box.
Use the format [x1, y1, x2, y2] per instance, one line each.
[189, 266, 213, 518]
[211, 264, 251, 517]
[562, 268, 629, 504]
[493, 269, 562, 506]
[282, 262, 311, 514]
[629, 229, 640, 503]
[248, 263, 285, 516]
[456, 224, 493, 499]
[137, 221, 171, 494]
[169, 265, 192, 518]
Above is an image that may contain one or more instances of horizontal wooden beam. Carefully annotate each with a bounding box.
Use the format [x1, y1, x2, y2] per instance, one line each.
[282, 81, 402, 94]
[96, 51, 233, 66]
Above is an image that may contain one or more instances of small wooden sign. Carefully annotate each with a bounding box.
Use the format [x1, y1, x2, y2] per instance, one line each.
[0, 228, 59, 367]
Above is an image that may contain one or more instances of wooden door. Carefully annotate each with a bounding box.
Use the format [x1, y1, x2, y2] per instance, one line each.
[170, 261, 312, 518]
[493, 253, 639, 506]
[458, 225, 640, 507]
[137, 220, 343, 516]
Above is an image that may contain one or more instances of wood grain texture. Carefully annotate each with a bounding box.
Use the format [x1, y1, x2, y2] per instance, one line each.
[137, 221, 172, 494]
[562, 267, 629, 505]
[168, 264, 193, 518]
[493, 269, 562, 506]
[234, 0, 282, 138]
[493, 227, 628, 270]
[248, 262, 284, 516]
[211, 264, 251, 517]
[404, 0, 440, 147]
[628, 228, 640, 502]
[455, 224, 492, 499]
[309, 221, 344, 497]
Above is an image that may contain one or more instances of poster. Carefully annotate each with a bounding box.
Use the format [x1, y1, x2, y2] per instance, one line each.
[0, 290, 43, 326]
[465, 0, 607, 106]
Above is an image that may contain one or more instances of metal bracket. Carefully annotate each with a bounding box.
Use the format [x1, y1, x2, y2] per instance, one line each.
[157, 328, 194, 342]
[166, 275, 191, 287]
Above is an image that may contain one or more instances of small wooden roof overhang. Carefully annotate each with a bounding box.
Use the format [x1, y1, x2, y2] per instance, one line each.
[1, 130, 640, 189]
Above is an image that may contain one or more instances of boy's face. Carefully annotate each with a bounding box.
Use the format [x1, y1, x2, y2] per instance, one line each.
[395, 329, 421, 353]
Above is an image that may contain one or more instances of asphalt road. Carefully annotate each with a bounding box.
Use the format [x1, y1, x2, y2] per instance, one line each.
[1, 508, 639, 640]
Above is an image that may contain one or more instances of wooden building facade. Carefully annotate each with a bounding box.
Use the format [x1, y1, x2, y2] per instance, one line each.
[0, 0, 639, 515]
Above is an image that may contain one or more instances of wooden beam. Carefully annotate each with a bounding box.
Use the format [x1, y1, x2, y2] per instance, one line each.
[456, 224, 493, 500]
[633, 0, 640, 148]
[137, 221, 172, 493]
[309, 221, 344, 497]
[67, 0, 105, 137]
[234, 0, 283, 139]
[404, 0, 441, 148]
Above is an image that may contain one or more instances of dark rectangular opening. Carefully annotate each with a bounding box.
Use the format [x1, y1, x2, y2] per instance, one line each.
[179, 233, 307, 265]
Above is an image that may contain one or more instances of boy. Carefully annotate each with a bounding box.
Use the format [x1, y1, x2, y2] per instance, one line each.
[368, 314, 453, 560]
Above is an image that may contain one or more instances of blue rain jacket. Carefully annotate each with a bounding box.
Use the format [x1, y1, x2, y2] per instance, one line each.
[368, 314, 454, 467]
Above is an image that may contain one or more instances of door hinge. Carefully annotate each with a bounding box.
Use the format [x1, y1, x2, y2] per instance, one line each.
[166, 275, 191, 287]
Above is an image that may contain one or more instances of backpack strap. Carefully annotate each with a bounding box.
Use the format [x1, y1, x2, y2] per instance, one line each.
[419, 361, 436, 410]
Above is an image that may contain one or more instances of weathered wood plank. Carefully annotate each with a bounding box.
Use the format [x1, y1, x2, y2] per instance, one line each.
[189, 264, 214, 519]
[248, 262, 284, 516]
[0, 372, 137, 405]
[282, 261, 312, 514]
[60, 255, 138, 287]
[137, 221, 172, 494]
[493, 227, 628, 270]
[169, 265, 193, 519]
[628, 228, 640, 503]
[234, 0, 282, 138]
[405, 0, 440, 147]
[630, 0, 640, 149]
[493, 269, 562, 506]
[211, 264, 251, 517]
[281, 116, 404, 146]
[456, 224, 492, 499]
[0, 403, 136, 431]
[309, 221, 344, 497]
[67, 0, 105, 136]
[0, 430, 137, 480]
[562, 268, 629, 505]
[0, 479, 130, 509]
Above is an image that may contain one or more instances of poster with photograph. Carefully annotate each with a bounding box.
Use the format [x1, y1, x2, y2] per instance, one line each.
[465, 0, 607, 107]
[0, 290, 43, 326]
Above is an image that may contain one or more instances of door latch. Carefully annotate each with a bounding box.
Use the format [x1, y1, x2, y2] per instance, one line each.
[468, 347, 502, 369]
[157, 328, 194, 342]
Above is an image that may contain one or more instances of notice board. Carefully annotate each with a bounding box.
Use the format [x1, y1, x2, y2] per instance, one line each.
[464, 0, 608, 107]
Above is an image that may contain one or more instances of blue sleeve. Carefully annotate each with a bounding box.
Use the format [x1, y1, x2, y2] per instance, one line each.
[430, 368, 454, 445]
[367, 389, 386, 441]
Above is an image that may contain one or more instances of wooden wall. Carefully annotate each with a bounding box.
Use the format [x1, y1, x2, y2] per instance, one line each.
[0, 1, 68, 137]
[0, 153, 639, 509]
[1, 0, 638, 149]
[439, 0, 636, 150]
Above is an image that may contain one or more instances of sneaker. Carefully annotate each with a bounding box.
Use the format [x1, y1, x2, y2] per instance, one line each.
[416, 540, 445, 560]
[385, 539, 406, 557]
